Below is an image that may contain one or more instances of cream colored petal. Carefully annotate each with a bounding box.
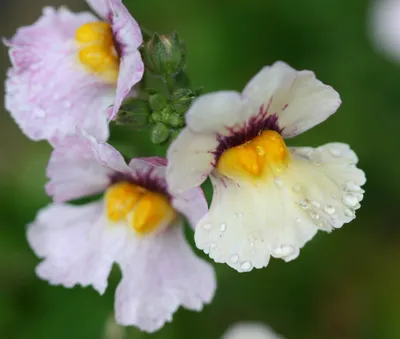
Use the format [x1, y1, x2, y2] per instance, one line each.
[166, 128, 218, 194]
[242, 61, 341, 137]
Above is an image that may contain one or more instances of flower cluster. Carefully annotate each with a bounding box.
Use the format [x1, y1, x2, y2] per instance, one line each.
[4, 0, 366, 334]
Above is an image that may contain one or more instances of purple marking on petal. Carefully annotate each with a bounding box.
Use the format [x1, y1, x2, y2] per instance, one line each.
[109, 168, 171, 199]
[211, 100, 283, 165]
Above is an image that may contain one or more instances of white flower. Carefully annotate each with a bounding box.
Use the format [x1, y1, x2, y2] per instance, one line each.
[167, 61, 366, 273]
[28, 132, 216, 332]
[369, 0, 400, 62]
[222, 322, 284, 339]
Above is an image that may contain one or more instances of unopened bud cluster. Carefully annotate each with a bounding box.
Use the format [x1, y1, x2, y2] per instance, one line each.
[116, 31, 199, 144]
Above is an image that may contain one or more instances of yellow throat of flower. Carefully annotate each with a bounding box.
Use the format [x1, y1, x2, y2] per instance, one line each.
[105, 182, 176, 235]
[216, 130, 290, 182]
[76, 22, 120, 84]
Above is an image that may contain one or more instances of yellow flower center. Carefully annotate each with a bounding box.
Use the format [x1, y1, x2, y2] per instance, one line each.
[76, 22, 119, 84]
[216, 130, 290, 182]
[105, 182, 176, 235]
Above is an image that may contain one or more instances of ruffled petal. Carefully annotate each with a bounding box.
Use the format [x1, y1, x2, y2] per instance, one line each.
[186, 91, 246, 135]
[223, 322, 284, 339]
[166, 128, 218, 194]
[114, 222, 216, 332]
[242, 61, 341, 138]
[47, 131, 130, 202]
[110, 51, 144, 119]
[195, 143, 365, 272]
[107, 0, 144, 119]
[27, 202, 127, 294]
[4, 7, 114, 141]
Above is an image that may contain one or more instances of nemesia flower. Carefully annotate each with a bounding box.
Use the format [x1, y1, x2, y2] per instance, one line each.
[369, 0, 400, 62]
[167, 61, 366, 273]
[27, 132, 216, 332]
[4, 0, 143, 142]
[222, 322, 284, 339]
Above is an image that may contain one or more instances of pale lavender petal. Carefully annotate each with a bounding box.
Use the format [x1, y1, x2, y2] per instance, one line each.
[4, 7, 114, 141]
[107, 0, 144, 119]
[114, 222, 216, 332]
[47, 131, 130, 202]
[27, 202, 127, 294]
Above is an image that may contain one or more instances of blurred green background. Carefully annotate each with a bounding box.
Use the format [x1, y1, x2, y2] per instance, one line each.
[1, 0, 400, 338]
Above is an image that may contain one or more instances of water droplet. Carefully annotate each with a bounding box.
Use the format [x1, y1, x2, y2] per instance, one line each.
[230, 254, 239, 263]
[342, 194, 358, 208]
[238, 212, 243, 218]
[274, 177, 283, 188]
[250, 242, 255, 247]
[311, 200, 321, 208]
[299, 200, 309, 209]
[343, 181, 362, 192]
[219, 223, 226, 232]
[344, 208, 354, 217]
[296, 217, 301, 223]
[330, 148, 341, 157]
[256, 146, 265, 156]
[203, 247, 210, 254]
[324, 205, 335, 215]
[314, 161, 321, 166]
[210, 243, 217, 249]
[293, 184, 301, 192]
[240, 261, 252, 271]
[203, 223, 212, 230]
[309, 211, 320, 220]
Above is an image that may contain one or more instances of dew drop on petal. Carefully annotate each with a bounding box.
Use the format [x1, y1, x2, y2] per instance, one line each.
[203, 223, 213, 230]
[203, 247, 210, 254]
[210, 242, 216, 249]
[293, 184, 301, 192]
[344, 208, 355, 217]
[299, 200, 309, 209]
[240, 261, 252, 271]
[310, 211, 320, 220]
[230, 254, 239, 264]
[342, 194, 358, 208]
[274, 177, 283, 189]
[219, 222, 226, 232]
[343, 181, 362, 192]
[324, 205, 335, 215]
[330, 147, 341, 157]
[312, 200, 321, 208]
[296, 217, 301, 223]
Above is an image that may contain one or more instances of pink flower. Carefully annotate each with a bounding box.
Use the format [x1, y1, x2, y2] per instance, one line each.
[4, 0, 144, 142]
[28, 131, 216, 332]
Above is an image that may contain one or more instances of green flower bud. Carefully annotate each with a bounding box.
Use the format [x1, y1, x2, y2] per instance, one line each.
[150, 111, 162, 123]
[151, 123, 170, 144]
[171, 88, 195, 114]
[168, 113, 185, 128]
[115, 99, 150, 128]
[142, 32, 186, 76]
[160, 106, 174, 124]
[149, 93, 168, 112]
